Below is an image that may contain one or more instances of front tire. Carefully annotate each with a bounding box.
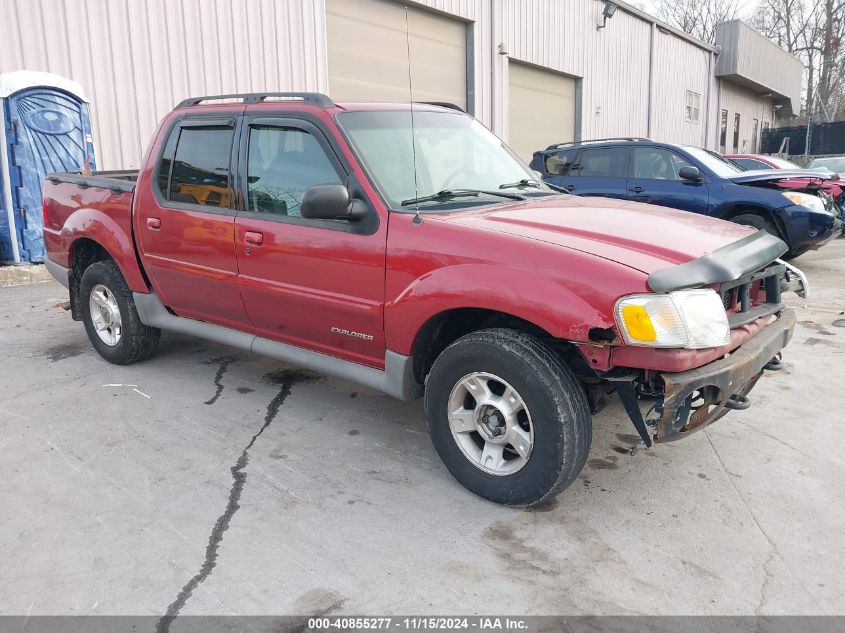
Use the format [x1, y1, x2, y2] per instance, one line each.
[731, 213, 805, 259]
[424, 328, 591, 507]
[80, 260, 161, 365]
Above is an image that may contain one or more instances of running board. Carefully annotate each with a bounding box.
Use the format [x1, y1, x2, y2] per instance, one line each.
[132, 292, 422, 401]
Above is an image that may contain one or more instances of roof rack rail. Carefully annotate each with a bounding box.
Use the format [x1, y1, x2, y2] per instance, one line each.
[176, 92, 335, 109]
[545, 137, 652, 150]
[418, 101, 465, 112]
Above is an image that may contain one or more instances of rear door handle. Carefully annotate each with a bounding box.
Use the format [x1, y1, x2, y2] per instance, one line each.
[629, 186, 644, 193]
[565, 184, 576, 191]
[147, 217, 161, 230]
[244, 231, 264, 246]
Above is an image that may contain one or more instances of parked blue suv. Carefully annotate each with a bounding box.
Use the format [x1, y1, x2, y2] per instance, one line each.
[530, 138, 842, 259]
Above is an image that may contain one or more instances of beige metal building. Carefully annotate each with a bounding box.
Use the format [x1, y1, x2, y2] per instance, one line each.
[0, 0, 804, 168]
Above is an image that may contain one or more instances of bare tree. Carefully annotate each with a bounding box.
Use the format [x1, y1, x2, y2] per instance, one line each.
[655, 0, 740, 44]
[816, 0, 844, 120]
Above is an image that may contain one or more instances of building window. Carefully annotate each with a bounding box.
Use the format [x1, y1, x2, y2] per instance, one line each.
[719, 110, 728, 153]
[685, 91, 701, 122]
[732, 113, 741, 153]
[751, 119, 759, 152]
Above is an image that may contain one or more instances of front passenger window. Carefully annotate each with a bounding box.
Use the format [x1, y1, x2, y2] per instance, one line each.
[247, 126, 342, 217]
[632, 148, 694, 180]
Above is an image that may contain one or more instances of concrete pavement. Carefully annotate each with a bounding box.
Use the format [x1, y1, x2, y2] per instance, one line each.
[1, 242, 844, 617]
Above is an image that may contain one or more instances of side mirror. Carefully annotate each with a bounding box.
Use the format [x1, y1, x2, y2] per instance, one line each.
[678, 166, 702, 182]
[301, 184, 354, 220]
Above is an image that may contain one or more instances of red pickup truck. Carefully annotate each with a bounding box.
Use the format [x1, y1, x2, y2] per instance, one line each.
[42, 92, 805, 506]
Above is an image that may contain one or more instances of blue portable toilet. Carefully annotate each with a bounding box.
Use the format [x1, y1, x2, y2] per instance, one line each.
[1, 71, 97, 263]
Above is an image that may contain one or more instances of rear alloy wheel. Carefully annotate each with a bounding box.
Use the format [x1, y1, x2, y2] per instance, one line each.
[80, 260, 161, 365]
[425, 328, 592, 507]
[88, 283, 123, 346]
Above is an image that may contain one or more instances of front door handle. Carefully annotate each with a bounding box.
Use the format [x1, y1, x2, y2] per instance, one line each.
[629, 186, 644, 193]
[565, 184, 576, 192]
[244, 231, 263, 246]
[147, 217, 161, 230]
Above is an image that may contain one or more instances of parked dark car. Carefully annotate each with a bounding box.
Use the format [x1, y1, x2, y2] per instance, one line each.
[531, 138, 843, 259]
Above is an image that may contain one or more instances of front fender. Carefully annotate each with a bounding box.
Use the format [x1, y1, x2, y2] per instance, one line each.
[60, 205, 148, 293]
[385, 263, 615, 355]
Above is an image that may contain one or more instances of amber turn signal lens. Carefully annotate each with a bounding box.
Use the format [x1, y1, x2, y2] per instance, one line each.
[620, 305, 657, 342]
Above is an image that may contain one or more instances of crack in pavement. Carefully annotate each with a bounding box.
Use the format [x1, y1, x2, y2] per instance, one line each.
[157, 370, 308, 633]
[704, 431, 816, 614]
[704, 431, 777, 613]
[202, 356, 239, 405]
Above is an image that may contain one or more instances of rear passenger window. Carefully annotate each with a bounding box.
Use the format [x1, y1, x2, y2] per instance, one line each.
[574, 147, 628, 177]
[158, 124, 234, 208]
[246, 126, 342, 217]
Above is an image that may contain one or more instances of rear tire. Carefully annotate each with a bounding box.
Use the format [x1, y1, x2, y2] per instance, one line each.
[80, 260, 160, 365]
[424, 328, 591, 507]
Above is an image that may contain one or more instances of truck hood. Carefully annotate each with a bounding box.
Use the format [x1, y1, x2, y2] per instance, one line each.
[729, 169, 836, 184]
[435, 195, 756, 274]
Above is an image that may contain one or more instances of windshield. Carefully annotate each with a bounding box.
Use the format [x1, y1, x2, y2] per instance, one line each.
[336, 110, 551, 209]
[683, 147, 743, 178]
[809, 158, 845, 173]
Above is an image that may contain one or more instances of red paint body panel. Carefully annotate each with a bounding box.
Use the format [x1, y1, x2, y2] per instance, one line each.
[233, 218, 388, 368]
[131, 105, 252, 331]
[42, 184, 147, 292]
[727, 154, 844, 202]
[42, 100, 782, 380]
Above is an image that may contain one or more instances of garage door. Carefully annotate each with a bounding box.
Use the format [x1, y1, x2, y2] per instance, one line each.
[327, 0, 467, 110]
[508, 61, 576, 163]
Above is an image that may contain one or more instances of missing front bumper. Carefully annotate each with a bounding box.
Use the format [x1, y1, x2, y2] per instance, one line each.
[654, 308, 796, 442]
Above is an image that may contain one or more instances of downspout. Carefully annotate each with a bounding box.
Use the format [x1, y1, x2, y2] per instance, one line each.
[0, 101, 21, 264]
[647, 22, 656, 137]
[490, 0, 504, 138]
[704, 49, 716, 149]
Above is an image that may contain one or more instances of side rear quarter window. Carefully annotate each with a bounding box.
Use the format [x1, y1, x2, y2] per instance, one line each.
[544, 148, 578, 176]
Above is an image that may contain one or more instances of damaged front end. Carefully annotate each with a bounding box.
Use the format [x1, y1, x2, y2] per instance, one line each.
[606, 231, 804, 447]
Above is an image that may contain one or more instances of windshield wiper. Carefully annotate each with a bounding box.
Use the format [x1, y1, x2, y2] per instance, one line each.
[401, 188, 526, 207]
[499, 178, 570, 194]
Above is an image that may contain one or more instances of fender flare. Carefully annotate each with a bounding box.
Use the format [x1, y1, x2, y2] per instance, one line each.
[62, 208, 148, 293]
[386, 263, 614, 355]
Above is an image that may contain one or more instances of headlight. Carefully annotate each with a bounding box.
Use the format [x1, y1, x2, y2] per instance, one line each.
[782, 191, 830, 214]
[616, 289, 731, 349]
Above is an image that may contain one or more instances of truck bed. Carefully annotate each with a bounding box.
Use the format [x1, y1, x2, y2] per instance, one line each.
[46, 170, 139, 194]
[42, 170, 140, 282]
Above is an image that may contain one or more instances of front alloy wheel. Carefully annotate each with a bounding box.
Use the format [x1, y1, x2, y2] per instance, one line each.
[448, 372, 533, 475]
[425, 328, 592, 507]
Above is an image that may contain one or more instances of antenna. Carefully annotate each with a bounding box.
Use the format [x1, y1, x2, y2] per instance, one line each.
[404, 5, 423, 225]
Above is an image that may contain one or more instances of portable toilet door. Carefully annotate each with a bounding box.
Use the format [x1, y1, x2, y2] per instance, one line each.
[0, 71, 96, 263]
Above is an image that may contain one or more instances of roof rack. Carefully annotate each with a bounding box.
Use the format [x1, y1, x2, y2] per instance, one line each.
[176, 92, 335, 109]
[545, 137, 652, 150]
